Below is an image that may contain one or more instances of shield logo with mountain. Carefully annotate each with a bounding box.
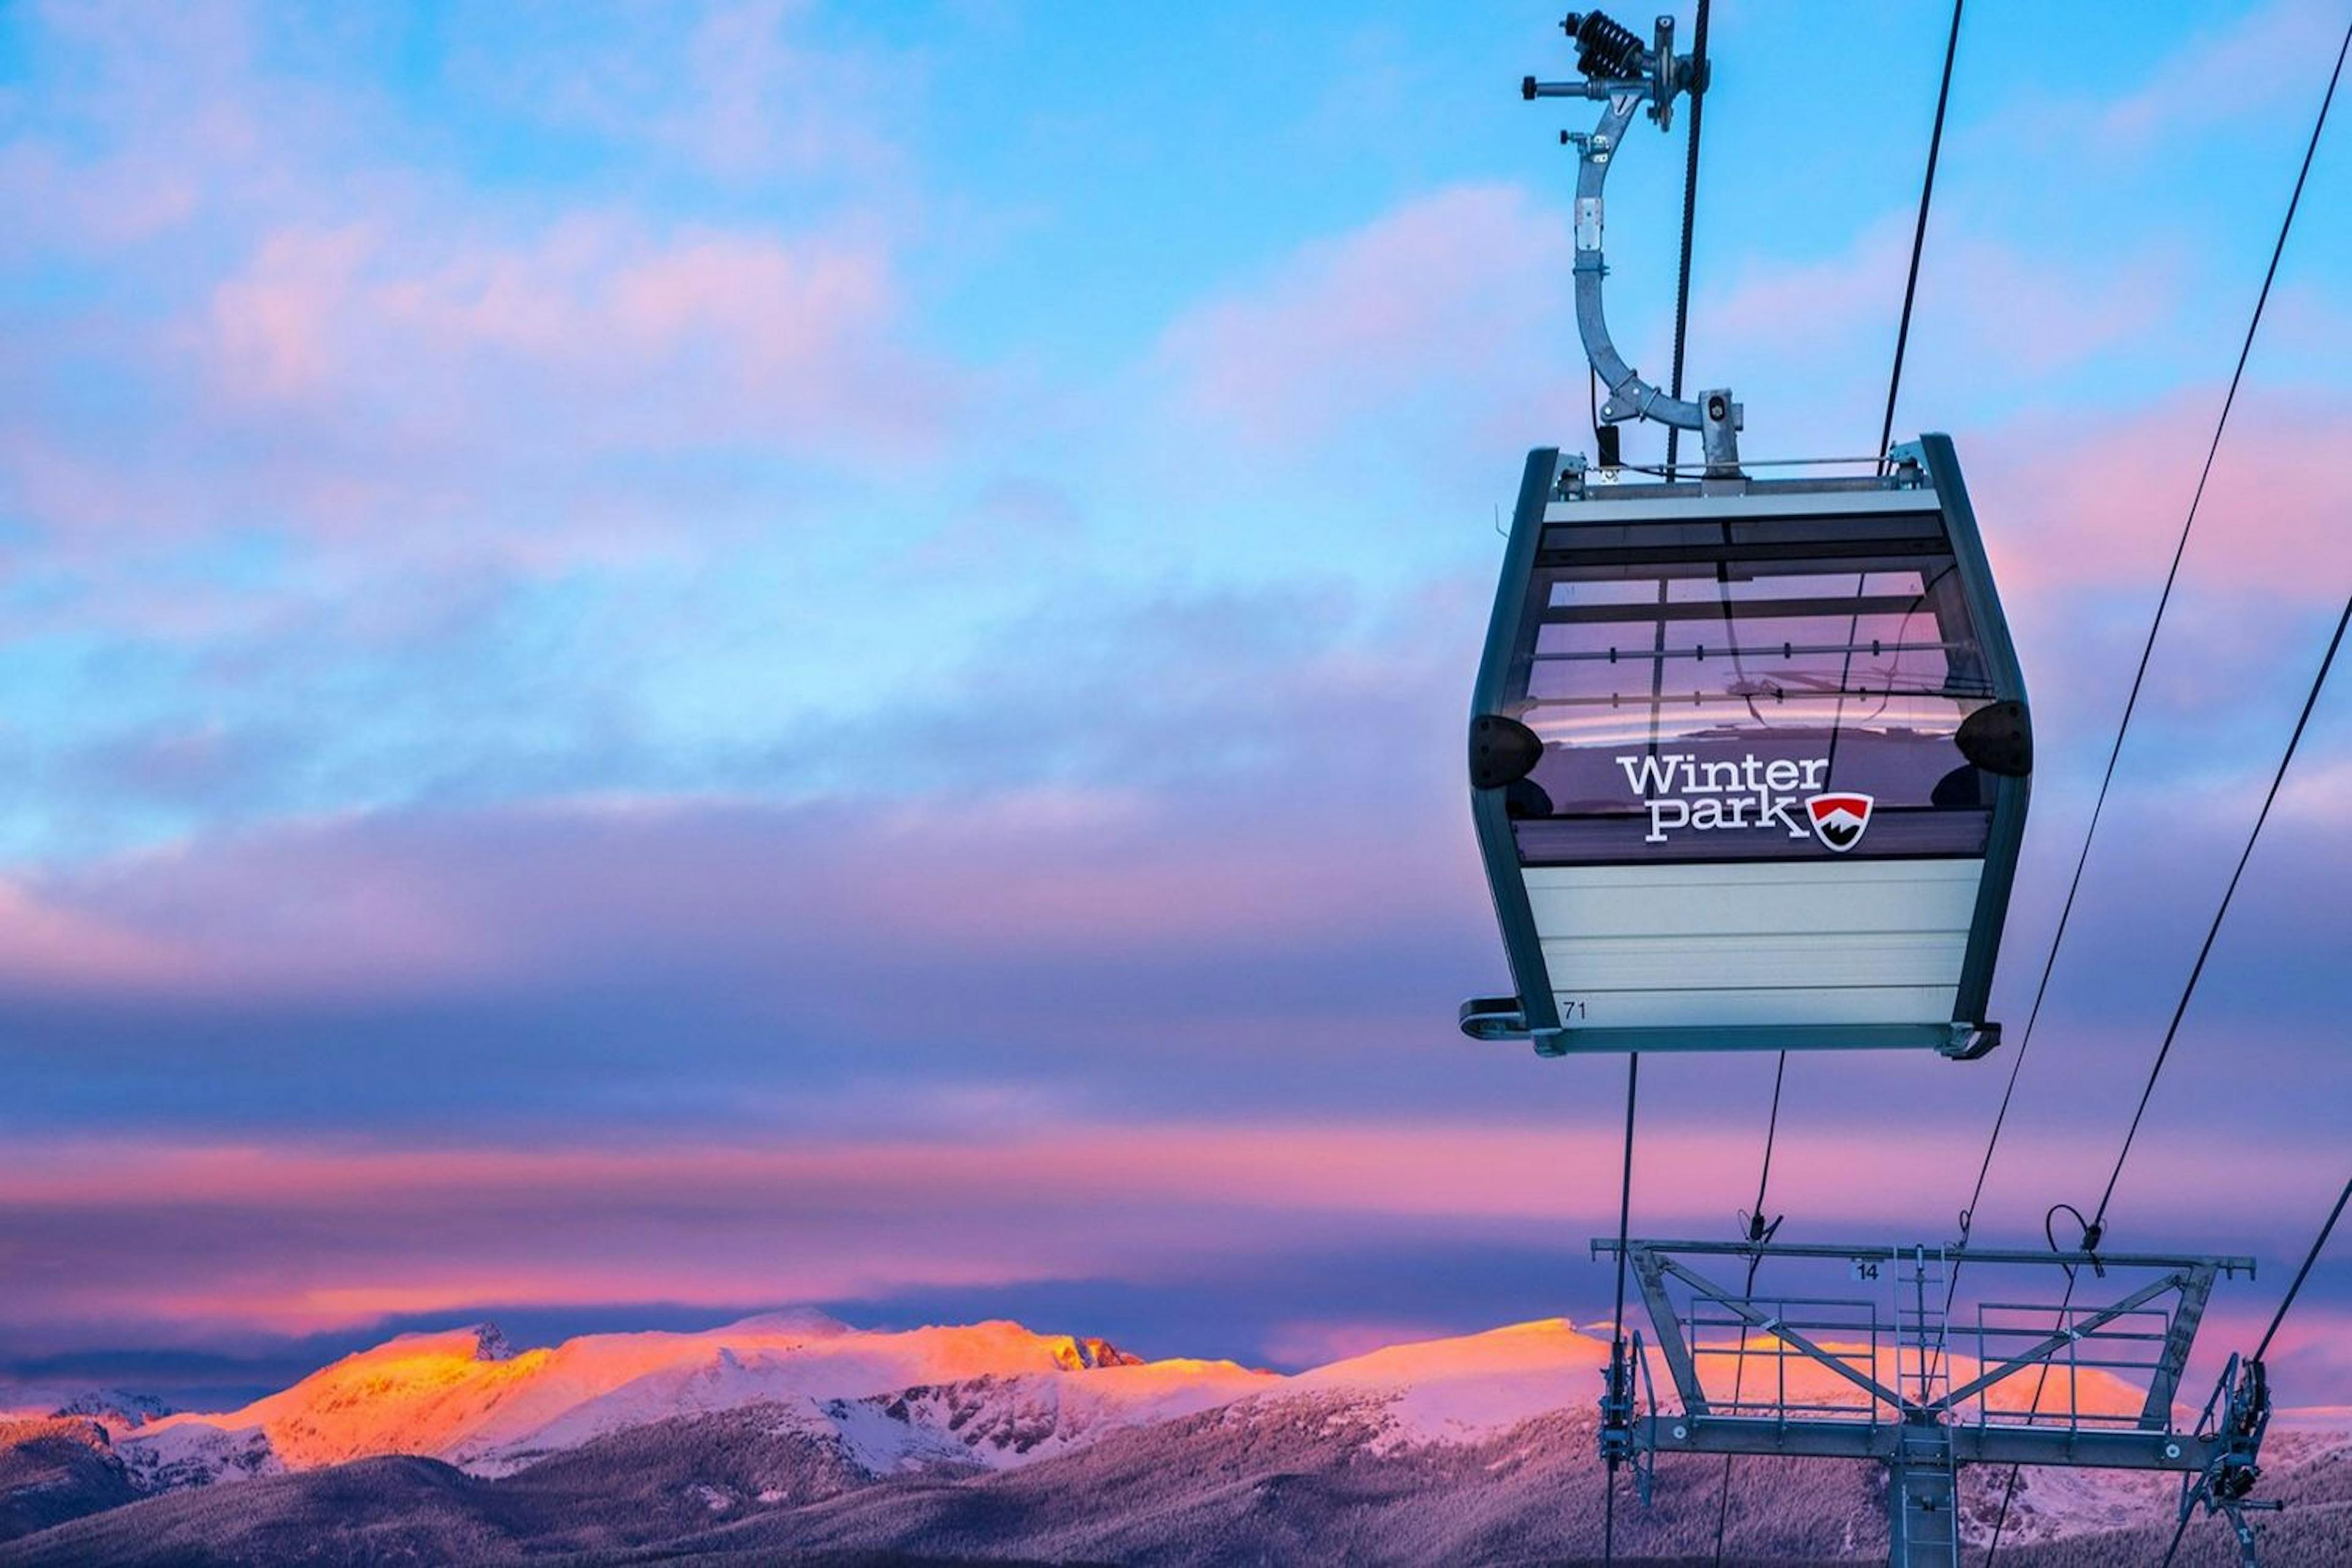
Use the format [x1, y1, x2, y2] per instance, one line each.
[1806, 793, 1874, 853]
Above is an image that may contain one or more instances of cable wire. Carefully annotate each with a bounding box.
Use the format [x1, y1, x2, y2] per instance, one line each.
[1602, 1053, 1640, 1565]
[1990, 591, 2350, 1567]
[1664, 0, 1711, 475]
[1954, 1, 2347, 1265]
[1709, 1051, 1785, 1568]
[2086, 2, 2350, 1222]
[1746, 1053, 1786, 1237]
[2154, 1177, 2352, 1563]
[2093, 592, 2351, 1232]
[2159, 1504, 2196, 1568]
[1983, 1219, 2090, 1561]
[1979, 36, 2346, 1563]
[1678, 59, 1790, 1549]
[1875, 0, 1963, 467]
[2154, 1191, 2347, 1568]
[2255, 1174, 2352, 1363]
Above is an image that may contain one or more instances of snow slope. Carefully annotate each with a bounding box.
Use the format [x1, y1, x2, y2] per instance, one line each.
[114, 1310, 2162, 1493]
[1289, 1317, 1607, 1446]
[121, 1312, 1265, 1483]
[18, 1310, 2341, 1565]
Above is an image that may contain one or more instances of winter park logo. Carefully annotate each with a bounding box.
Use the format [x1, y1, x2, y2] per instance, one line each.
[1614, 753, 1874, 852]
[1804, 793, 1875, 853]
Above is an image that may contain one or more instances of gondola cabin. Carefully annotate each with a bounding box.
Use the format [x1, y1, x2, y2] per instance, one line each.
[1463, 437, 2030, 1058]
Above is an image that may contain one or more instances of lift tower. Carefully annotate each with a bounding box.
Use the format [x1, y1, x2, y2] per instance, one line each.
[1594, 1237, 2272, 1567]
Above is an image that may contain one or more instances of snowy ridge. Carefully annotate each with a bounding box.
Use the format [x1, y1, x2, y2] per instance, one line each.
[1291, 1317, 1605, 1447]
[118, 1313, 1264, 1485]
[827, 1357, 1276, 1472]
[13, 1313, 2346, 1565]
[0, 1389, 172, 1434]
[112, 1311, 2161, 1493]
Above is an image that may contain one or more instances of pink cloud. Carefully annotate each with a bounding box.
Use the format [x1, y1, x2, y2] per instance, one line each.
[1966, 386, 2351, 606]
[669, 0, 897, 179]
[203, 214, 944, 451]
[0, 878, 202, 991]
[1157, 183, 1572, 443]
[0, 3, 948, 571]
[0, 0, 357, 257]
[0, 1116, 2332, 1340]
[1698, 211, 2182, 430]
[2032, 0, 2346, 153]
[0, 138, 203, 251]
[209, 223, 377, 400]
[0, 207, 957, 571]
[437, 0, 900, 183]
[2, 755, 1477, 1005]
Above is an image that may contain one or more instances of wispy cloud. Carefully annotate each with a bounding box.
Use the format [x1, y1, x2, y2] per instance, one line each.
[1157, 184, 1572, 445]
[2, 1117, 2333, 1341]
[2026, 0, 2346, 154]
[437, 0, 903, 183]
[0, 0, 956, 577]
[202, 212, 948, 459]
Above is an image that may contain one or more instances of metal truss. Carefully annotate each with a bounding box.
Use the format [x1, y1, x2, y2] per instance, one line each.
[1593, 1237, 2266, 1568]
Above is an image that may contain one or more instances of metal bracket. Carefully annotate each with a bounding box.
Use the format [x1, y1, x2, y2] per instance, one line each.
[2178, 1354, 2279, 1567]
[1599, 1328, 1656, 1507]
[1555, 451, 1589, 500]
[1526, 11, 1740, 476]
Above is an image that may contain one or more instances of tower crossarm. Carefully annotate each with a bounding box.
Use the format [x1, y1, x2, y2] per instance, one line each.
[1935, 1268, 2197, 1419]
[1593, 1236, 2256, 1482]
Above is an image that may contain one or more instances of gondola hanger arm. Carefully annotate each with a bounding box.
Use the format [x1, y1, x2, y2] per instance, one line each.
[1526, 10, 1743, 477]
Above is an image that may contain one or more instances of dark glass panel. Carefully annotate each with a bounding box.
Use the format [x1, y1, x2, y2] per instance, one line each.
[1506, 513, 1997, 865]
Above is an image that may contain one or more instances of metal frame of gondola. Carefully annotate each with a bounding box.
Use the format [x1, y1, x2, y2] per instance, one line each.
[1465, 438, 2030, 1058]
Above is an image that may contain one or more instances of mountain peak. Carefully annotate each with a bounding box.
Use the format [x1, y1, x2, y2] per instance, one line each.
[1052, 1335, 1144, 1371]
[45, 1391, 175, 1429]
[706, 1308, 850, 1339]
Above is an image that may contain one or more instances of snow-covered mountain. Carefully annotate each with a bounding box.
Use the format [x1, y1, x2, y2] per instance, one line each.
[113, 1309, 2158, 1491]
[4, 1312, 2342, 1566]
[116, 1309, 1280, 1486]
[0, 1391, 170, 1431]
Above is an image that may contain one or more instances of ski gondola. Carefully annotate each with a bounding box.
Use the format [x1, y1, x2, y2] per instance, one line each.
[1462, 14, 2031, 1058]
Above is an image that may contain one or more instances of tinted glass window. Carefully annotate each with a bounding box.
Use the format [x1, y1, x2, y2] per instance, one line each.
[1504, 511, 1997, 864]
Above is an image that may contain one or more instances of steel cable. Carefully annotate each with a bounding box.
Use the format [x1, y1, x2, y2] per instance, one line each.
[1602, 1053, 1640, 1564]
[1875, 0, 1963, 467]
[1979, 29, 2346, 1563]
[2159, 1504, 2196, 1568]
[2092, 592, 2351, 1230]
[2154, 1181, 2352, 1562]
[1989, 589, 2351, 1564]
[1951, 0, 2346, 1363]
[1989, 592, 2349, 1563]
[1709, 1051, 1785, 1567]
[1663, 0, 1711, 475]
[2081, 9, 2347, 1234]
[2254, 1174, 2351, 1363]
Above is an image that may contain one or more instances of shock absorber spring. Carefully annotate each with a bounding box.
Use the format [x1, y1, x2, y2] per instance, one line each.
[1563, 10, 1647, 82]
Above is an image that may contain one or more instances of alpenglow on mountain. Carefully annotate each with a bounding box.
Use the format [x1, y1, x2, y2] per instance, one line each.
[2, 1312, 2345, 1566]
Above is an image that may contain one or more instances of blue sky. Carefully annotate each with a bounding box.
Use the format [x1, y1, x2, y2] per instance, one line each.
[0, 0, 2346, 1410]
[1, 0, 2345, 855]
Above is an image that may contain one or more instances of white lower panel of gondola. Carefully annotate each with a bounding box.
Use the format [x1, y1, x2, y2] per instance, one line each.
[1525, 858, 1982, 1030]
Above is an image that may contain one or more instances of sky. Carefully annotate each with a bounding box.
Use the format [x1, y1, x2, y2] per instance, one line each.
[0, 0, 2348, 1413]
